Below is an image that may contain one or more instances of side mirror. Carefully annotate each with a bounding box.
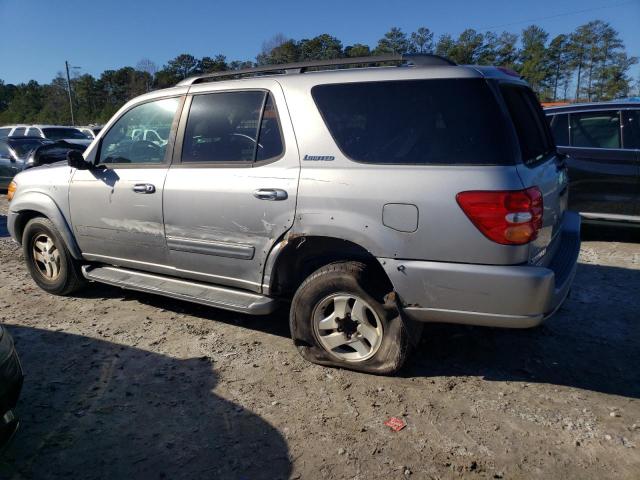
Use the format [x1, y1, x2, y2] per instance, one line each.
[67, 150, 90, 170]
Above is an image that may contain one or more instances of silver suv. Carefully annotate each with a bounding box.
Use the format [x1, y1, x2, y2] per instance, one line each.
[7, 54, 580, 374]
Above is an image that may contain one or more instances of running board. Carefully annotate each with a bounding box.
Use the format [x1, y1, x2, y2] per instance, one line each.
[81, 265, 278, 315]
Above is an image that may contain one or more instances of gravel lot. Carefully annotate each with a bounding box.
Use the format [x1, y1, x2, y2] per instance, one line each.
[0, 196, 638, 479]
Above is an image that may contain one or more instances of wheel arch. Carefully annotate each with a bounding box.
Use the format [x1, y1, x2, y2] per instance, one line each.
[263, 234, 393, 298]
[9, 192, 82, 259]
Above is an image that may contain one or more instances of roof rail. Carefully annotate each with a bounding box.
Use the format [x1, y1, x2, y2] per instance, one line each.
[177, 53, 456, 86]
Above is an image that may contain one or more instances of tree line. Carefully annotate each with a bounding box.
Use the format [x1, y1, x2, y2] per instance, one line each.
[0, 20, 637, 126]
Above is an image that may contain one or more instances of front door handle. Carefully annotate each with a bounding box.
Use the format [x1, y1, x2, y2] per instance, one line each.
[133, 183, 156, 194]
[253, 188, 288, 201]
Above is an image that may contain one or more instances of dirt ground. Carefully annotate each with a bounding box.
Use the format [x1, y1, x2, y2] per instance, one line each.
[0, 196, 638, 480]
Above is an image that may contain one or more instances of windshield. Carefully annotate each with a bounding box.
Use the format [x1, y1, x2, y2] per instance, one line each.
[9, 138, 49, 157]
[42, 128, 90, 140]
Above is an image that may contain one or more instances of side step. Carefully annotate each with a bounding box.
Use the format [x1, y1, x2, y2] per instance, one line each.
[82, 265, 278, 315]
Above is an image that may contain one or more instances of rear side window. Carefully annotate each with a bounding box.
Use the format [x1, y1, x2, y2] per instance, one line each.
[500, 85, 554, 164]
[182, 91, 283, 164]
[312, 79, 513, 165]
[11, 128, 26, 136]
[622, 110, 639, 149]
[570, 110, 620, 149]
[548, 114, 569, 146]
[0, 128, 12, 137]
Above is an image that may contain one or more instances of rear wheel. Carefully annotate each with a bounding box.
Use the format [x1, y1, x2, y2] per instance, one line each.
[22, 217, 86, 296]
[290, 261, 419, 374]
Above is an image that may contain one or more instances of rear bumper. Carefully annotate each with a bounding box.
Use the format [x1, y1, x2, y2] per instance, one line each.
[381, 211, 581, 328]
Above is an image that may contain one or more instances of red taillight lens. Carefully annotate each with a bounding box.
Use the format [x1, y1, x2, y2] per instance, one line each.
[456, 187, 543, 245]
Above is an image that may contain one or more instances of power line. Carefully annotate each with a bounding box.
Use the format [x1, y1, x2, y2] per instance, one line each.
[476, 0, 637, 31]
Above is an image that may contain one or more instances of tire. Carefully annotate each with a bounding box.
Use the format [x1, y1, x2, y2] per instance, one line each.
[289, 261, 421, 375]
[22, 217, 86, 296]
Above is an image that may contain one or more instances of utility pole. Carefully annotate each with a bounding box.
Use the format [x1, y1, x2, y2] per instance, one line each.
[65, 60, 75, 126]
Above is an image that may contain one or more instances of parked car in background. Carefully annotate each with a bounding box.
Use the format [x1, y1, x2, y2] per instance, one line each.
[78, 125, 103, 139]
[0, 324, 23, 448]
[1, 125, 92, 147]
[24, 141, 87, 170]
[7, 54, 580, 374]
[0, 136, 54, 188]
[0, 137, 87, 189]
[546, 101, 640, 225]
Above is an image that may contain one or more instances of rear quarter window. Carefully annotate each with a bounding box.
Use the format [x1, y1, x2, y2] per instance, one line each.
[500, 85, 554, 165]
[311, 79, 514, 165]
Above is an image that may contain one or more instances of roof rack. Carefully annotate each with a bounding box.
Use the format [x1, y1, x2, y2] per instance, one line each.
[177, 53, 456, 86]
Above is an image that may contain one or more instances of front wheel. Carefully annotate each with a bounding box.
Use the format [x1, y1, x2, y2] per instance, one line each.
[289, 261, 419, 375]
[22, 217, 87, 296]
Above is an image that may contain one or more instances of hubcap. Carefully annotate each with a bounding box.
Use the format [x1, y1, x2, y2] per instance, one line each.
[32, 234, 61, 280]
[312, 293, 384, 362]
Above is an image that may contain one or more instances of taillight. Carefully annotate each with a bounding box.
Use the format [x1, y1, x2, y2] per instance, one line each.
[456, 187, 543, 245]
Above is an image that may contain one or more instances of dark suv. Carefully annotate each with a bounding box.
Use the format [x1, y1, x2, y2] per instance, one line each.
[546, 102, 640, 224]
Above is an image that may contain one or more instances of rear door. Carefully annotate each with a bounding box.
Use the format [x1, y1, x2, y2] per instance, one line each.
[162, 81, 299, 293]
[563, 109, 636, 217]
[499, 84, 566, 265]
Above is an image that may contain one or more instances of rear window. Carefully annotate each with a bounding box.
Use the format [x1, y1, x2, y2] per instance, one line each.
[312, 79, 513, 165]
[182, 91, 283, 164]
[500, 85, 554, 164]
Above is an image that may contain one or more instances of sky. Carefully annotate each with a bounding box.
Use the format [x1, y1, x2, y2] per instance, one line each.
[0, 0, 638, 84]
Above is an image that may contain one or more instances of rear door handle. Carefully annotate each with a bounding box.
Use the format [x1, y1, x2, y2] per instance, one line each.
[133, 183, 156, 194]
[253, 188, 288, 201]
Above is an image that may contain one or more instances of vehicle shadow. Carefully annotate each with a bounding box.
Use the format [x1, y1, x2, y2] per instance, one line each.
[0, 326, 291, 480]
[66, 261, 639, 400]
[75, 284, 293, 340]
[405, 262, 640, 399]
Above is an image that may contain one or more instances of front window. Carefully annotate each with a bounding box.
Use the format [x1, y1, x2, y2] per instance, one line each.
[99, 97, 180, 165]
[0, 128, 12, 138]
[42, 128, 90, 140]
[570, 110, 621, 149]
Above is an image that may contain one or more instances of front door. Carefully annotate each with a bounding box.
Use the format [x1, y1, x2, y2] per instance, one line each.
[163, 82, 299, 293]
[69, 96, 183, 270]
